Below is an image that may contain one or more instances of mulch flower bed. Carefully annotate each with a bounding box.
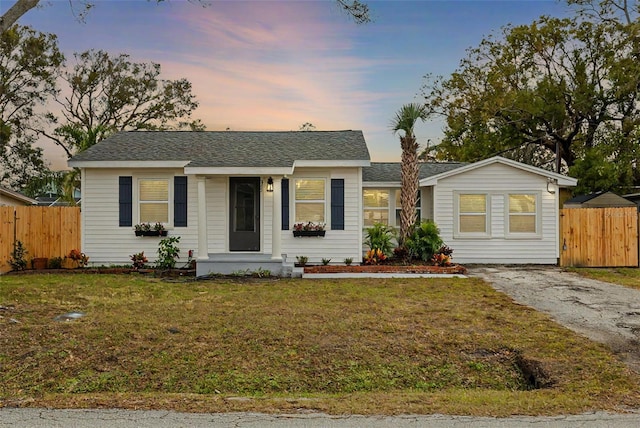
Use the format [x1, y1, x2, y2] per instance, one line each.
[303, 264, 466, 274]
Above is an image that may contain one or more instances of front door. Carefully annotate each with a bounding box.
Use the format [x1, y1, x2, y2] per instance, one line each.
[229, 177, 260, 251]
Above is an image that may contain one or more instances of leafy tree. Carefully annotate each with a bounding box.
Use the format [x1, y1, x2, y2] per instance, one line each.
[43, 49, 203, 158]
[299, 122, 316, 131]
[422, 12, 640, 193]
[0, 25, 62, 189]
[390, 103, 425, 246]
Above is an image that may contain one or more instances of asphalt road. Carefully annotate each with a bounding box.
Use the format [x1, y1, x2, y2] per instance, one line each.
[2, 408, 640, 427]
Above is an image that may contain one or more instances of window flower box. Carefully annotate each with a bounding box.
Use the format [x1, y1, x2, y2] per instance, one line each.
[293, 230, 326, 237]
[135, 230, 168, 237]
[292, 222, 325, 237]
[134, 222, 167, 237]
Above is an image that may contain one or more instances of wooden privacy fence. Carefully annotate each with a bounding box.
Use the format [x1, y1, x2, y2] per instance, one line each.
[0, 206, 81, 273]
[560, 207, 638, 267]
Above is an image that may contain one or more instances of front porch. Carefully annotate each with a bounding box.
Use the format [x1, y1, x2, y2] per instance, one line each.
[196, 253, 297, 277]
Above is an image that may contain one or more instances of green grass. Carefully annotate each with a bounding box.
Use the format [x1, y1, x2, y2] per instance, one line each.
[568, 267, 640, 290]
[1, 273, 639, 415]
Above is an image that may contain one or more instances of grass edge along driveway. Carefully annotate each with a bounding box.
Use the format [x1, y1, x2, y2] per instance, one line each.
[1, 274, 639, 416]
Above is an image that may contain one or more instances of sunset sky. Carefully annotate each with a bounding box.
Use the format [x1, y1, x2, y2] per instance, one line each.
[3, 0, 571, 170]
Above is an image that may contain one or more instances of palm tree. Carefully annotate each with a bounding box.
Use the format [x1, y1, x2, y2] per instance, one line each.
[391, 103, 426, 246]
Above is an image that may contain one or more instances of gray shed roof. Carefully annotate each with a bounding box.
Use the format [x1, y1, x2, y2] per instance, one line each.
[363, 162, 466, 183]
[564, 191, 636, 208]
[69, 130, 370, 167]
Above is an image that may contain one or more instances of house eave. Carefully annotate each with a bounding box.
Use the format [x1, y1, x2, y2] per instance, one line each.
[184, 166, 294, 176]
[419, 156, 578, 187]
[363, 181, 401, 188]
[292, 160, 371, 169]
[68, 160, 190, 168]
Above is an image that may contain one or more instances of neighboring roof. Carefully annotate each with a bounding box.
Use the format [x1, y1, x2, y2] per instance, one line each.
[420, 156, 578, 187]
[363, 162, 466, 183]
[68, 131, 370, 172]
[565, 191, 636, 208]
[35, 196, 81, 207]
[0, 186, 37, 205]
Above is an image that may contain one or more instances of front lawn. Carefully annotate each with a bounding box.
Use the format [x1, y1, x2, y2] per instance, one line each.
[569, 267, 640, 290]
[1, 274, 639, 416]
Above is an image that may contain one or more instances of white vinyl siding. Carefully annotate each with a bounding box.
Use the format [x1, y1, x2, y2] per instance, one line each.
[280, 168, 362, 264]
[433, 162, 559, 264]
[80, 169, 198, 266]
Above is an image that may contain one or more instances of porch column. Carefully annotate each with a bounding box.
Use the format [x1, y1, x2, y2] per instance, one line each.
[271, 176, 282, 260]
[196, 176, 208, 259]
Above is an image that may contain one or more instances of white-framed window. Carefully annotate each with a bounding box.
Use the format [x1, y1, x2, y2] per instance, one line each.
[138, 178, 169, 224]
[507, 193, 539, 236]
[456, 192, 489, 237]
[395, 190, 421, 227]
[294, 178, 325, 223]
[363, 189, 390, 227]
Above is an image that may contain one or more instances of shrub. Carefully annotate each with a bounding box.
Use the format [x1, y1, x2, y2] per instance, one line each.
[156, 236, 180, 269]
[48, 257, 63, 269]
[8, 240, 28, 271]
[364, 223, 395, 256]
[68, 249, 89, 267]
[405, 220, 443, 262]
[431, 245, 454, 267]
[131, 252, 148, 269]
[296, 255, 308, 266]
[364, 248, 387, 265]
[321, 258, 331, 266]
[344, 257, 353, 266]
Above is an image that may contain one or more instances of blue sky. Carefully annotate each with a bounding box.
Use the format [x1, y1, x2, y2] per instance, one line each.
[3, 0, 571, 170]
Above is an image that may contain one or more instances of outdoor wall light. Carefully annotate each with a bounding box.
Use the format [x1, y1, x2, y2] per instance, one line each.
[267, 177, 274, 192]
[546, 177, 556, 194]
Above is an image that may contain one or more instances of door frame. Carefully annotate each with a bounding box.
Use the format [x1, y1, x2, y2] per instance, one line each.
[228, 177, 261, 252]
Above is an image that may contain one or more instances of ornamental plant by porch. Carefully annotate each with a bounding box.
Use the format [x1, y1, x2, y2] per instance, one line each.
[293, 222, 325, 231]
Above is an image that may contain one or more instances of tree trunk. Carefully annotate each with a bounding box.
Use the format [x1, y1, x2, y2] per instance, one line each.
[399, 135, 419, 246]
[0, 0, 40, 33]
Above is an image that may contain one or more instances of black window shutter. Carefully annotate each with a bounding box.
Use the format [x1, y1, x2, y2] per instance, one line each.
[281, 178, 289, 230]
[119, 176, 133, 227]
[174, 176, 188, 227]
[331, 179, 345, 230]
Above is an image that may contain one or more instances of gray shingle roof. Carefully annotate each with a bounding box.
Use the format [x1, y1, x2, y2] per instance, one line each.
[363, 162, 466, 183]
[69, 131, 370, 167]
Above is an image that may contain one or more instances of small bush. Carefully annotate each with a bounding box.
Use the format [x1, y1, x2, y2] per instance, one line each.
[8, 240, 28, 271]
[364, 223, 395, 256]
[68, 249, 89, 267]
[48, 257, 63, 269]
[431, 245, 454, 267]
[405, 220, 443, 262]
[344, 257, 353, 266]
[364, 248, 387, 265]
[130, 252, 148, 269]
[156, 236, 180, 269]
[322, 258, 331, 266]
[296, 256, 308, 266]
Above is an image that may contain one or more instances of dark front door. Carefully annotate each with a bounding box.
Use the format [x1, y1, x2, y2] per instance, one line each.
[229, 177, 260, 251]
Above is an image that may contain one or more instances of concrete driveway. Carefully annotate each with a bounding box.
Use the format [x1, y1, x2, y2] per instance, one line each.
[468, 265, 640, 372]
